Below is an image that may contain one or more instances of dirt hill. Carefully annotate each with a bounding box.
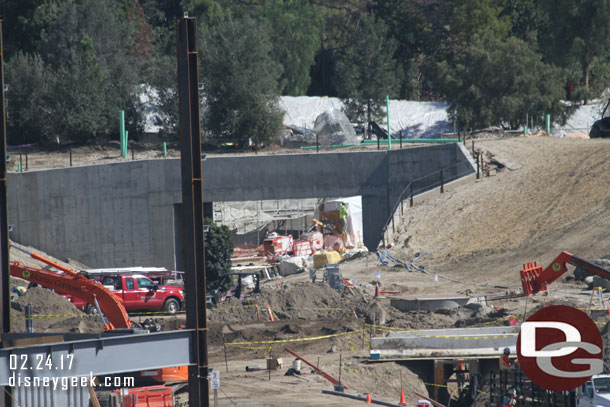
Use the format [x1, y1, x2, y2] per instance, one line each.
[390, 136, 610, 289]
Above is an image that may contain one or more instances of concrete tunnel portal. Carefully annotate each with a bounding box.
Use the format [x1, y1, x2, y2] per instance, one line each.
[7, 144, 475, 269]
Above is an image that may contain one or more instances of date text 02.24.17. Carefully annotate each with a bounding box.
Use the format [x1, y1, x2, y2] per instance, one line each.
[9, 354, 74, 371]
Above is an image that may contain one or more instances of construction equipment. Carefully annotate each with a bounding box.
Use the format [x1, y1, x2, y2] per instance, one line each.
[520, 251, 610, 295]
[9, 243, 132, 329]
[589, 99, 610, 138]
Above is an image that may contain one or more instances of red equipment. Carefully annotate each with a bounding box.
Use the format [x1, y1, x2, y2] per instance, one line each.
[521, 251, 610, 295]
[9, 245, 132, 330]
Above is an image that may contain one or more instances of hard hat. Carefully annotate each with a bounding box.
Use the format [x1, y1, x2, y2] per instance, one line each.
[503, 347, 510, 354]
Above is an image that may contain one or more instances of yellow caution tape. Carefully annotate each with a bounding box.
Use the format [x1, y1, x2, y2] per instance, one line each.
[11, 313, 85, 320]
[224, 330, 359, 346]
[364, 324, 518, 339]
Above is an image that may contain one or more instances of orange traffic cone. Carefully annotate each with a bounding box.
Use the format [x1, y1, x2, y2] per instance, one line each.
[366, 393, 372, 404]
[399, 389, 408, 406]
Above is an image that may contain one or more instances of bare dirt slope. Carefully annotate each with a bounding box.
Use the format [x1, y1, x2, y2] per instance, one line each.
[388, 136, 610, 289]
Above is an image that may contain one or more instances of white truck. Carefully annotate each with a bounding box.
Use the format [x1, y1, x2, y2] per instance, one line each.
[577, 375, 610, 407]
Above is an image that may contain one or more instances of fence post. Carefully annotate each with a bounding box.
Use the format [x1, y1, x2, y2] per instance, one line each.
[476, 152, 480, 180]
[410, 184, 413, 207]
[19, 153, 22, 172]
[400, 131, 403, 149]
[472, 140, 475, 157]
[69, 148, 72, 167]
[440, 168, 444, 193]
[316, 133, 319, 153]
[25, 153, 28, 171]
[391, 211, 395, 234]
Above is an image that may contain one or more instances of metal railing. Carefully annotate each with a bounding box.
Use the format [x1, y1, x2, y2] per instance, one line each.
[380, 159, 475, 247]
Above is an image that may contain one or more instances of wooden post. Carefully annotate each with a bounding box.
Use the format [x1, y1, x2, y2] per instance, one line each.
[476, 152, 480, 180]
[223, 335, 229, 373]
[69, 148, 72, 167]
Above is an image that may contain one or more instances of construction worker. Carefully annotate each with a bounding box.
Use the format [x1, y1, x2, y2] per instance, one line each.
[503, 388, 517, 407]
[499, 347, 512, 370]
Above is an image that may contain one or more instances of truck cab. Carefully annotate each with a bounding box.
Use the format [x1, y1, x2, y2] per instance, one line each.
[92, 274, 184, 314]
[577, 375, 610, 407]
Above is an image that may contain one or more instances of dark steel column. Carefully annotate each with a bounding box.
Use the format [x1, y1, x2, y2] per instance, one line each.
[0, 18, 11, 407]
[176, 16, 209, 407]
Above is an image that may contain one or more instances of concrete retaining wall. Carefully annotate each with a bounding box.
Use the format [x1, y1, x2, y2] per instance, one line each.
[7, 144, 473, 268]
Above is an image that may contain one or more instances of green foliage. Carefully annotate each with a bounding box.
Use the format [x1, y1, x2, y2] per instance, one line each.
[199, 16, 284, 145]
[204, 218, 233, 291]
[448, 0, 511, 40]
[501, 0, 549, 41]
[373, 0, 441, 99]
[437, 33, 564, 130]
[5, 0, 144, 144]
[334, 15, 399, 123]
[258, 0, 323, 95]
[5, 53, 56, 144]
[540, 0, 610, 99]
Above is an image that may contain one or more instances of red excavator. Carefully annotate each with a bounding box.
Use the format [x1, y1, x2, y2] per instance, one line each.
[520, 251, 610, 295]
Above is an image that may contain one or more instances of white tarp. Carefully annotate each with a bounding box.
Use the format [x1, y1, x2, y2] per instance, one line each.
[280, 96, 453, 138]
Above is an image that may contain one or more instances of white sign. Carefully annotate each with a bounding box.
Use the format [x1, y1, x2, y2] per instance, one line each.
[210, 369, 220, 389]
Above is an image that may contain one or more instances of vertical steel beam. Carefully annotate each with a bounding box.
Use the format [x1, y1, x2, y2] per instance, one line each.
[0, 17, 11, 407]
[177, 16, 209, 407]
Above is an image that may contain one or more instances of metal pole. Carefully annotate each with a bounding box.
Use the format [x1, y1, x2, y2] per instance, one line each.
[131, 145, 135, 160]
[19, 153, 22, 171]
[119, 110, 125, 158]
[316, 133, 319, 153]
[386, 95, 391, 151]
[69, 148, 72, 167]
[25, 152, 27, 171]
[400, 130, 402, 149]
[177, 15, 209, 407]
[0, 25, 12, 407]
[25, 304, 33, 333]
[440, 168, 444, 193]
[476, 152, 480, 180]
[409, 184, 413, 207]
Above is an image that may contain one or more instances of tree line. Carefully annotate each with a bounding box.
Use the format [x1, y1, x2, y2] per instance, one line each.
[2, 0, 609, 146]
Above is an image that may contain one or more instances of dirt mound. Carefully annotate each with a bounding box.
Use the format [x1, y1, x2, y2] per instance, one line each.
[391, 137, 610, 289]
[12, 286, 82, 316]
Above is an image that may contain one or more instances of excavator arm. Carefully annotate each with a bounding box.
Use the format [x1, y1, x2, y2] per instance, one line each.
[10, 262, 132, 329]
[521, 251, 610, 295]
[9, 242, 132, 329]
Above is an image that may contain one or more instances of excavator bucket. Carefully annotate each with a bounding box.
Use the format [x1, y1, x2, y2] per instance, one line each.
[520, 262, 546, 295]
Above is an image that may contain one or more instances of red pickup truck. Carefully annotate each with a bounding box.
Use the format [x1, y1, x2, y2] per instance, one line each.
[71, 274, 184, 315]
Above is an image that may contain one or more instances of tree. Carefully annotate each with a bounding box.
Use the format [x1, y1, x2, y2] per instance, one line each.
[447, 0, 511, 41]
[373, 0, 443, 99]
[199, 16, 284, 145]
[334, 15, 399, 125]
[258, 0, 323, 95]
[5, 0, 145, 144]
[540, 0, 610, 102]
[436, 33, 564, 131]
[5, 53, 57, 144]
[204, 218, 233, 291]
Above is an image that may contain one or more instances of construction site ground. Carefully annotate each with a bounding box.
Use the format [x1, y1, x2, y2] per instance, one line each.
[8, 135, 610, 406]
